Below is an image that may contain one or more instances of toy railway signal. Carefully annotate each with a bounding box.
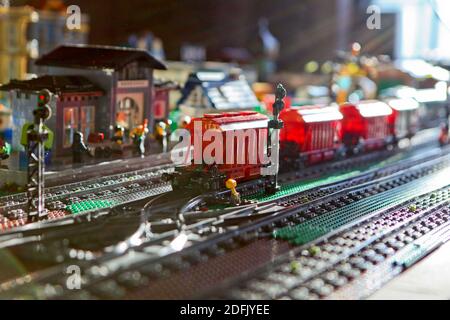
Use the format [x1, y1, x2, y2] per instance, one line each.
[264, 83, 286, 195]
[25, 89, 53, 220]
[36, 89, 52, 120]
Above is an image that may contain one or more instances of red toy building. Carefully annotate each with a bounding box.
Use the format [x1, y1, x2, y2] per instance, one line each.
[35, 45, 167, 136]
[279, 106, 343, 165]
[340, 100, 394, 153]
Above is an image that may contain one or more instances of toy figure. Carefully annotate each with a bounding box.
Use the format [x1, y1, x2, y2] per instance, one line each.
[226, 179, 241, 206]
[20, 122, 55, 163]
[0, 104, 12, 167]
[72, 131, 91, 163]
[154, 121, 170, 153]
[439, 122, 449, 146]
[112, 125, 125, 154]
[0, 139, 11, 168]
[130, 119, 149, 156]
[180, 116, 192, 129]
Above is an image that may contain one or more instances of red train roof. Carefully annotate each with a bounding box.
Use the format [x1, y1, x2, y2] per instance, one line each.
[195, 111, 269, 131]
[342, 100, 393, 118]
[386, 98, 420, 111]
[281, 106, 343, 123]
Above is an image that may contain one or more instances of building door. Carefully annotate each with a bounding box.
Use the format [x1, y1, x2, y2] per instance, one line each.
[63, 107, 79, 148]
[116, 97, 142, 130]
[80, 106, 95, 139]
[63, 106, 95, 149]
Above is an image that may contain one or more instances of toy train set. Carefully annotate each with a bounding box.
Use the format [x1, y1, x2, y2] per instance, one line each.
[165, 93, 431, 196]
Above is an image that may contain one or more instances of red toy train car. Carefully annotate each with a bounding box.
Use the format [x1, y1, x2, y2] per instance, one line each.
[279, 106, 343, 165]
[167, 111, 270, 192]
[280, 99, 420, 167]
[339, 100, 395, 154]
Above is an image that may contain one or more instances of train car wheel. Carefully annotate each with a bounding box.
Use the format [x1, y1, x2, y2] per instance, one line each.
[94, 148, 104, 158]
[103, 147, 113, 158]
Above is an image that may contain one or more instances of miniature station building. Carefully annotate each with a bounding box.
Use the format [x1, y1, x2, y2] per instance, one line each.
[0, 45, 167, 187]
[34, 45, 167, 137]
[177, 70, 261, 118]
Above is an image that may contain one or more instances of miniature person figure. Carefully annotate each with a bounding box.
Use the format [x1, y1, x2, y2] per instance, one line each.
[439, 122, 449, 146]
[0, 138, 11, 168]
[154, 121, 169, 153]
[20, 123, 55, 166]
[72, 131, 91, 164]
[180, 116, 191, 129]
[130, 119, 149, 156]
[111, 125, 125, 154]
[0, 104, 12, 167]
[226, 179, 241, 206]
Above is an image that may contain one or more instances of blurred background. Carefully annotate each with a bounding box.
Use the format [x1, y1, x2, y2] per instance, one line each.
[2, 0, 450, 70]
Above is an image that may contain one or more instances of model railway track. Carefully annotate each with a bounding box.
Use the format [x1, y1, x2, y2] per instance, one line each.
[45, 152, 173, 187]
[8, 143, 444, 250]
[0, 147, 449, 299]
[0, 129, 441, 235]
[0, 145, 410, 234]
[0, 163, 175, 214]
[214, 188, 450, 300]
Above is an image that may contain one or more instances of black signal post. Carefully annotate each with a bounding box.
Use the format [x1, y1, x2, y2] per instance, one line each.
[26, 89, 52, 220]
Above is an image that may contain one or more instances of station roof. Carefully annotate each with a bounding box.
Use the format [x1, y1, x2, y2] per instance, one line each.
[35, 44, 167, 71]
[0, 75, 105, 96]
[179, 71, 260, 110]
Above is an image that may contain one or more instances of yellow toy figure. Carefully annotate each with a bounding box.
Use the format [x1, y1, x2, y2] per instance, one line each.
[130, 119, 149, 156]
[112, 125, 125, 154]
[0, 104, 12, 166]
[154, 120, 172, 153]
[226, 179, 241, 206]
[0, 139, 11, 168]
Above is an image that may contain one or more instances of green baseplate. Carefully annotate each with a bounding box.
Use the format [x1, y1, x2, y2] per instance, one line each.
[273, 169, 450, 246]
[66, 200, 116, 215]
[247, 152, 405, 203]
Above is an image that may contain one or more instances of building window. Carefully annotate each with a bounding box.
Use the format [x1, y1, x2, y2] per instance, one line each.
[80, 106, 96, 140]
[9, 25, 18, 48]
[63, 107, 79, 148]
[153, 92, 167, 119]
